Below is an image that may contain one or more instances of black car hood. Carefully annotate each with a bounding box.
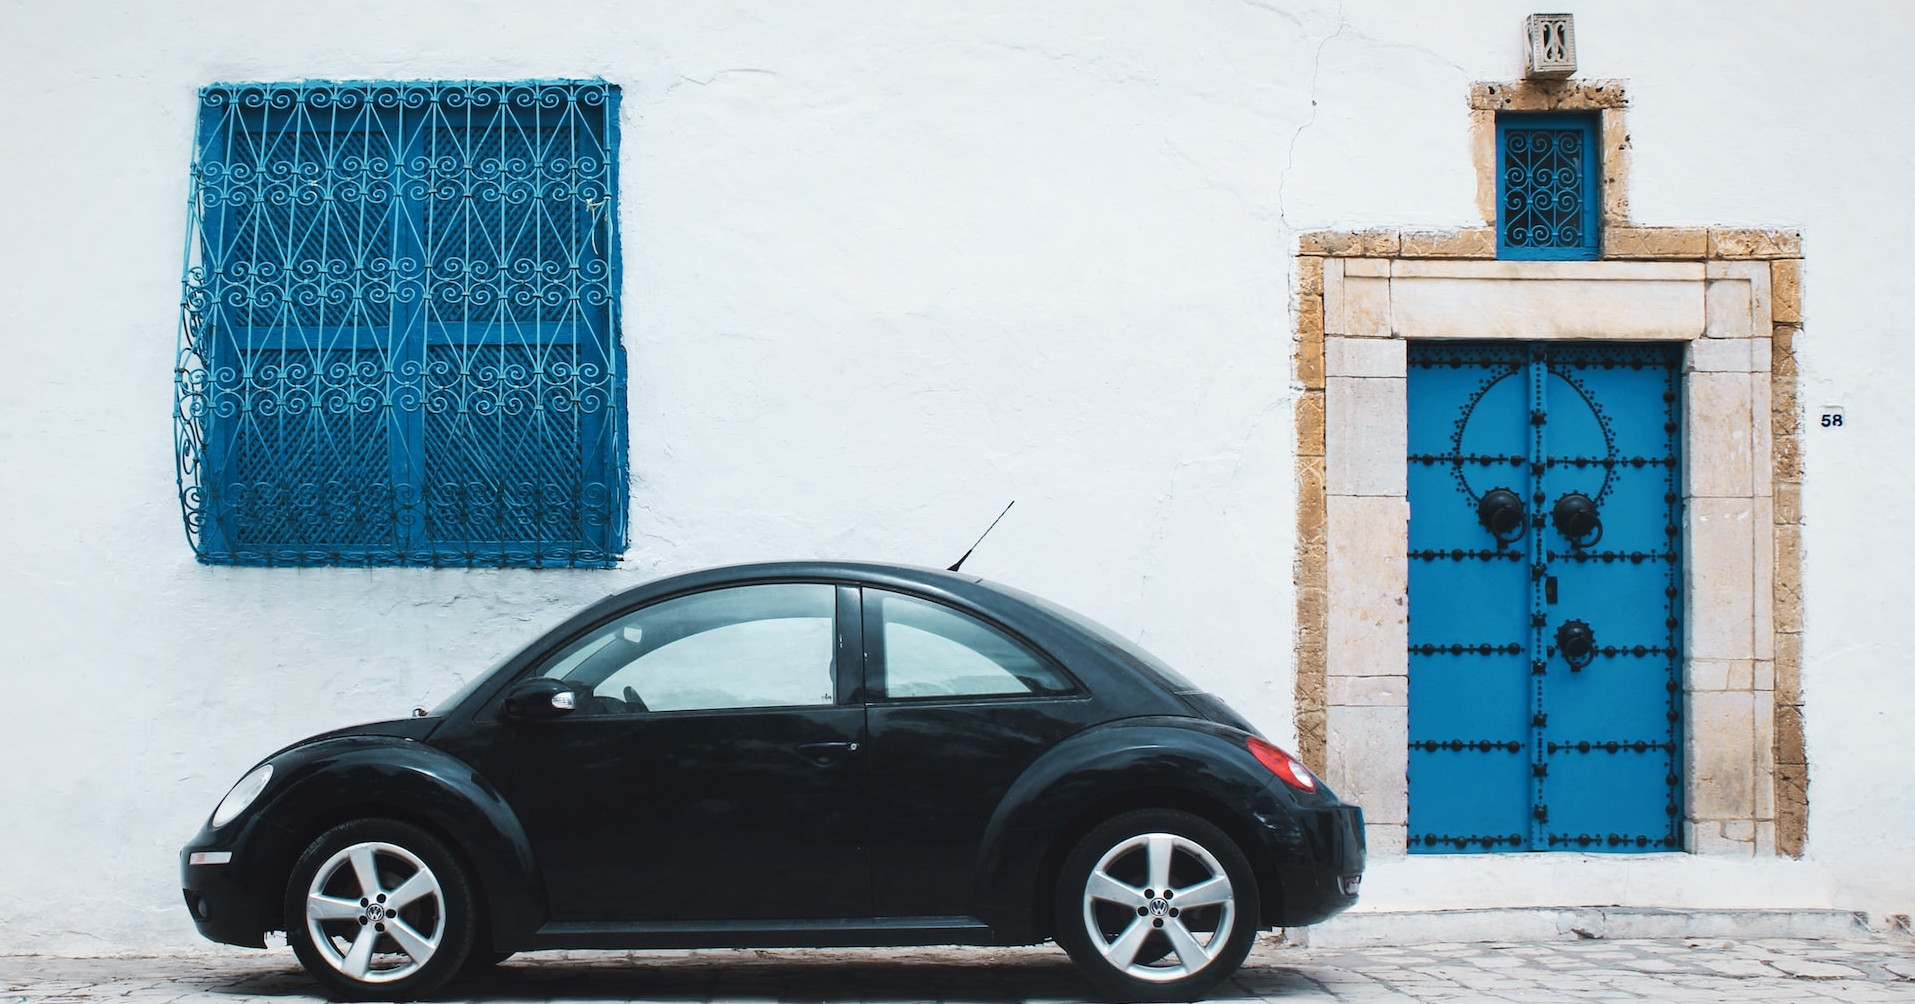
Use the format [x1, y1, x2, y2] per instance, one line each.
[264, 715, 443, 761]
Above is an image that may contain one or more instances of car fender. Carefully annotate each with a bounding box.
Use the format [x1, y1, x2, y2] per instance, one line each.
[236, 737, 544, 950]
[969, 717, 1284, 940]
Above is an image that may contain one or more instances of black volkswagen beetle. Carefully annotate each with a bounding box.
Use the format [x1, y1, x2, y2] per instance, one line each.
[182, 562, 1363, 1000]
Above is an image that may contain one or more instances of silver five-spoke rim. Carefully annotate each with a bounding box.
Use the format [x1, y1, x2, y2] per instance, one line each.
[305, 841, 445, 984]
[1081, 832, 1235, 983]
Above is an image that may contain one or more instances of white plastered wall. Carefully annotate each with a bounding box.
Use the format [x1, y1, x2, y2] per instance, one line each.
[0, 0, 1911, 951]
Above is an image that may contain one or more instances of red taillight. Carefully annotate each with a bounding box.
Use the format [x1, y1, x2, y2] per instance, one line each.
[1248, 736, 1318, 792]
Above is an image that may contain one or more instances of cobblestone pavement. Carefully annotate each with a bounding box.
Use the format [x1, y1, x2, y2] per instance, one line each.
[4, 936, 1915, 1002]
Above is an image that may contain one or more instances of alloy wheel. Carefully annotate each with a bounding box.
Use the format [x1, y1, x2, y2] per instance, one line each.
[1080, 831, 1236, 982]
[303, 840, 446, 984]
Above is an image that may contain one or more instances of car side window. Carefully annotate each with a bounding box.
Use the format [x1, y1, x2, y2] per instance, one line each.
[870, 590, 1075, 700]
[538, 583, 837, 714]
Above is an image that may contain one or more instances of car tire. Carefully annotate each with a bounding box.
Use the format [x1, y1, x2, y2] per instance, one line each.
[1053, 808, 1260, 1002]
[283, 818, 476, 1001]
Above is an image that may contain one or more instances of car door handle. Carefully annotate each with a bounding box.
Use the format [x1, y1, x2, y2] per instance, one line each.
[795, 741, 860, 764]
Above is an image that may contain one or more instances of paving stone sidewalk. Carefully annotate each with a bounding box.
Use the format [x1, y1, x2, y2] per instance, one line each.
[4, 935, 1915, 1003]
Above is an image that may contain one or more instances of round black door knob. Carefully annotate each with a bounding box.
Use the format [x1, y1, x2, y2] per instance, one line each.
[1556, 619, 1596, 670]
[1552, 492, 1603, 548]
[1477, 488, 1526, 545]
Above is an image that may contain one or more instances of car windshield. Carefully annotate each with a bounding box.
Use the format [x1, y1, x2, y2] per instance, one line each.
[986, 581, 1203, 693]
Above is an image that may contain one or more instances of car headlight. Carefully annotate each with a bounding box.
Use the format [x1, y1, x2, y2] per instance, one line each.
[210, 764, 273, 828]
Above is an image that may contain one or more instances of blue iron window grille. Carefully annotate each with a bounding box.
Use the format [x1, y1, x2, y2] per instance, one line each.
[176, 80, 627, 567]
[1496, 112, 1600, 260]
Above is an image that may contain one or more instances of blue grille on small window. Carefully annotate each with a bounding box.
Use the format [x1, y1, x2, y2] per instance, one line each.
[176, 80, 627, 566]
[1496, 113, 1600, 260]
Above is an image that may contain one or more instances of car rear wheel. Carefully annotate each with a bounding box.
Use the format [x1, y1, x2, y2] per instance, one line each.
[284, 819, 475, 1001]
[1053, 808, 1259, 1001]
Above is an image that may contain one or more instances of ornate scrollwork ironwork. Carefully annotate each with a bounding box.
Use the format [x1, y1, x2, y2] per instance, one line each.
[176, 81, 626, 567]
[1501, 123, 1591, 252]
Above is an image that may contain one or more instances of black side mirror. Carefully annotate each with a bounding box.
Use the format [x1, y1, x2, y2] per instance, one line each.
[502, 677, 578, 721]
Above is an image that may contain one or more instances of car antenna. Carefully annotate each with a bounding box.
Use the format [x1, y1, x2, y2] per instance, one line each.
[948, 500, 1014, 572]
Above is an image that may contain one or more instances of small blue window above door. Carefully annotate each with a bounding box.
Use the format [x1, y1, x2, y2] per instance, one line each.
[176, 80, 627, 567]
[1496, 112, 1600, 260]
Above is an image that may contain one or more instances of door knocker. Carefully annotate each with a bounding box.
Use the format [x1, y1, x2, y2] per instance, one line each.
[1555, 619, 1596, 671]
[1477, 487, 1527, 546]
[1552, 492, 1603, 549]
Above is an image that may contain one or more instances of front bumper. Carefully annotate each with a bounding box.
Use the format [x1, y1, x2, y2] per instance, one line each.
[180, 820, 285, 949]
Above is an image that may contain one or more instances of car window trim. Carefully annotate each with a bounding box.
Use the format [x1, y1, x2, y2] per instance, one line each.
[860, 586, 1085, 704]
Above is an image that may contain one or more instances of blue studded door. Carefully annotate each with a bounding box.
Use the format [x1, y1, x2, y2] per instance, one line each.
[1406, 342, 1682, 853]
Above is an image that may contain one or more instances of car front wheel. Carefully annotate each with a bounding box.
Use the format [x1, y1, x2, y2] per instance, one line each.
[1053, 808, 1260, 1001]
[283, 818, 475, 1001]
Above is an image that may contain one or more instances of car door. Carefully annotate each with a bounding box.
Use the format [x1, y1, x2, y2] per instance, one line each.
[493, 582, 869, 923]
[860, 588, 1104, 918]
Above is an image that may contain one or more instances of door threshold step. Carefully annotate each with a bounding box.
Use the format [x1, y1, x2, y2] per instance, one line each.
[1291, 907, 1870, 948]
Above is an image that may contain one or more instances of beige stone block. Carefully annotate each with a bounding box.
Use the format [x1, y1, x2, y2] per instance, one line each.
[1345, 258, 1389, 278]
[1297, 255, 1324, 296]
[1297, 333, 1324, 390]
[1686, 496, 1757, 661]
[1299, 289, 1325, 339]
[1774, 632, 1802, 703]
[1605, 227, 1706, 259]
[1325, 494, 1409, 679]
[1703, 278, 1754, 341]
[1325, 703, 1407, 824]
[1298, 456, 1327, 545]
[1774, 482, 1802, 524]
[1296, 390, 1324, 458]
[1691, 828, 1754, 857]
[1708, 229, 1802, 260]
[1389, 265, 1705, 341]
[1299, 230, 1400, 257]
[1295, 709, 1326, 774]
[1470, 109, 1497, 226]
[1774, 705, 1807, 766]
[1683, 372, 1755, 498]
[1774, 524, 1803, 634]
[1771, 382, 1799, 441]
[1773, 432, 1802, 484]
[1341, 276, 1391, 339]
[1689, 659, 1754, 692]
[1468, 78, 1627, 110]
[1750, 337, 1772, 374]
[1771, 259, 1802, 323]
[1753, 494, 1774, 660]
[1686, 689, 1757, 820]
[1600, 107, 1630, 227]
[1392, 260, 1703, 281]
[1754, 660, 1774, 692]
[1327, 674, 1407, 708]
[1708, 260, 1772, 330]
[1326, 376, 1407, 496]
[1753, 692, 1776, 820]
[1321, 259, 1345, 333]
[1326, 336, 1406, 378]
[1771, 324, 1800, 377]
[1754, 820, 1777, 856]
[1400, 229, 1496, 259]
[1688, 336, 1752, 372]
[1365, 824, 1407, 857]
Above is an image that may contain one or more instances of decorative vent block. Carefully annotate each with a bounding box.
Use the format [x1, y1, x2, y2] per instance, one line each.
[175, 80, 628, 567]
[1525, 13, 1577, 78]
